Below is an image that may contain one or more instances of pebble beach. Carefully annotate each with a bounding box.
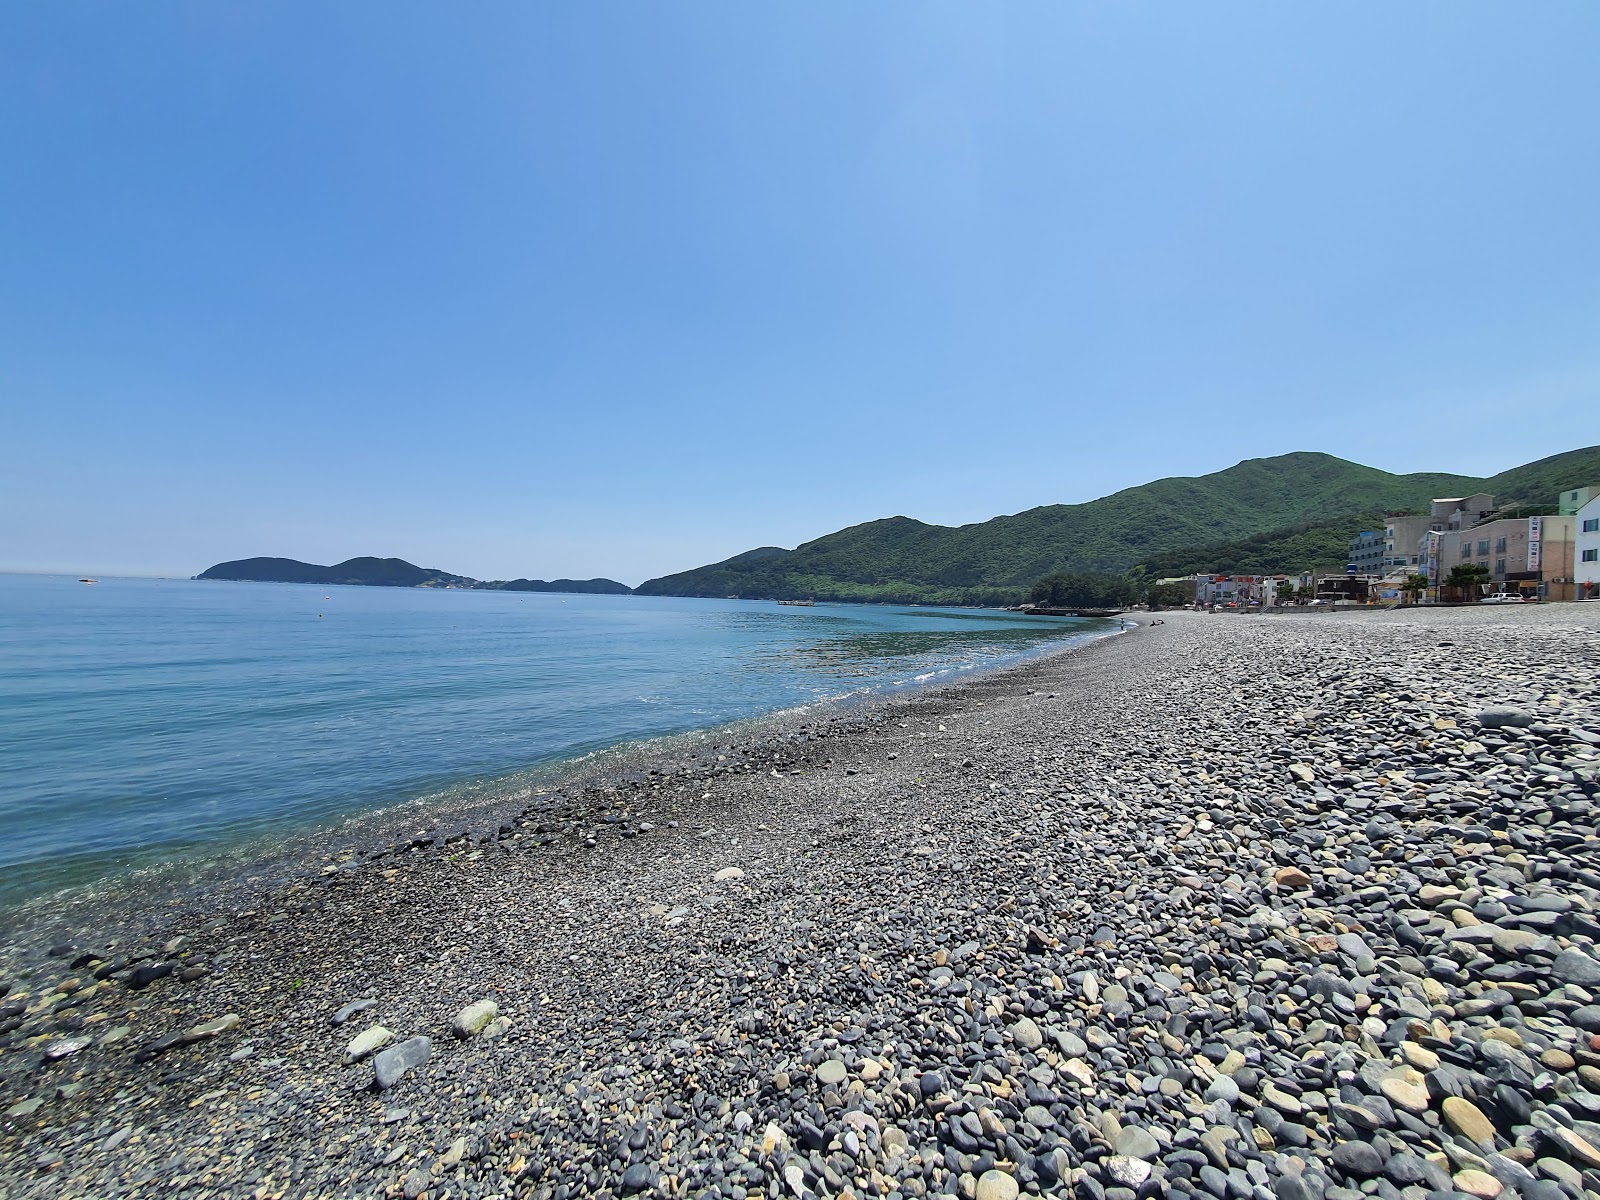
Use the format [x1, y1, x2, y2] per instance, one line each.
[3, 603, 1600, 1200]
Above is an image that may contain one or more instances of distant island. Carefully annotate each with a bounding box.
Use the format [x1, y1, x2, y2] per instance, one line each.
[196, 557, 633, 595]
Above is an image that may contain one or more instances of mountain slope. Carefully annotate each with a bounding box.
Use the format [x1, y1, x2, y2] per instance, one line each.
[482, 578, 634, 595]
[636, 447, 1600, 605]
[196, 558, 633, 594]
[1484, 446, 1600, 505]
[197, 557, 472, 587]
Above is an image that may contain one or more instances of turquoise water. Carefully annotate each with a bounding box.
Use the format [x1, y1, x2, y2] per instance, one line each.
[0, 574, 1107, 908]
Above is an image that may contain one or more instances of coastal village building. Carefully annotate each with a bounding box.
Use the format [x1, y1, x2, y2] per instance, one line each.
[1347, 530, 1386, 574]
[1350, 513, 1435, 573]
[1193, 574, 1266, 607]
[1561, 486, 1600, 517]
[1576, 494, 1600, 601]
[1452, 515, 1576, 601]
[1382, 514, 1433, 570]
[1432, 493, 1497, 532]
[1173, 485, 1600, 607]
[1419, 531, 1449, 601]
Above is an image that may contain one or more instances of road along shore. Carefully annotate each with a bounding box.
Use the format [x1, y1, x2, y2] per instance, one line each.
[2, 604, 1599, 1200]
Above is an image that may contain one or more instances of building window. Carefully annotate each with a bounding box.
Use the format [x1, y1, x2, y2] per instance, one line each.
[1477, 540, 1490, 556]
[1461, 542, 1471, 559]
[1584, 548, 1600, 563]
[1495, 558, 1506, 574]
[1585, 518, 1599, 533]
[1495, 537, 1507, 553]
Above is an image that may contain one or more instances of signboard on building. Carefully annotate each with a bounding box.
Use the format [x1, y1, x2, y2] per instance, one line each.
[1529, 516, 1543, 572]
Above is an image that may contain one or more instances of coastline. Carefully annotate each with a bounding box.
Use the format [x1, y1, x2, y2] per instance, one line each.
[0, 614, 1122, 952]
[0, 576, 1115, 928]
[3, 605, 1599, 1200]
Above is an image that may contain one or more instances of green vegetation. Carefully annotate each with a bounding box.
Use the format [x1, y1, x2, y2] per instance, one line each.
[1483, 446, 1600, 506]
[1401, 574, 1430, 604]
[1132, 518, 1370, 578]
[1446, 563, 1491, 589]
[1444, 563, 1492, 601]
[480, 578, 633, 595]
[636, 446, 1600, 605]
[1028, 573, 1139, 608]
[197, 556, 474, 587]
[1149, 580, 1195, 609]
[196, 557, 634, 594]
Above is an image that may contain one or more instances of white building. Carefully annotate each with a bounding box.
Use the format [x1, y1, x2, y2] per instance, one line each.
[1383, 514, 1433, 570]
[1578, 493, 1600, 601]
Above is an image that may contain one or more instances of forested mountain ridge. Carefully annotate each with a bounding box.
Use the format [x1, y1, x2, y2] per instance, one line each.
[635, 446, 1600, 605]
[196, 557, 633, 594]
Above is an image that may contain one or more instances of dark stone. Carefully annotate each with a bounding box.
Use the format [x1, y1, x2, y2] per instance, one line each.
[621, 1164, 654, 1193]
[1549, 950, 1600, 987]
[125, 962, 175, 991]
[1275, 1173, 1327, 1200]
[1384, 1154, 1430, 1186]
[1331, 1141, 1387, 1179]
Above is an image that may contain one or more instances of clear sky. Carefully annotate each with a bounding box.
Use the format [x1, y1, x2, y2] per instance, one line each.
[3, 4, 1597, 583]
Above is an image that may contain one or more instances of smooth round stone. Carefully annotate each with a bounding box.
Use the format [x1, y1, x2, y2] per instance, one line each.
[975, 1169, 1019, 1200]
[1455, 1170, 1503, 1198]
[815, 1059, 848, 1087]
[1262, 1083, 1302, 1115]
[1205, 1076, 1240, 1104]
[1540, 1048, 1575, 1072]
[1331, 1140, 1387, 1178]
[451, 999, 498, 1039]
[1011, 1017, 1043, 1051]
[1023, 1104, 1056, 1129]
[1441, 1097, 1497, 1146]
[344, 1024, 394, 1063]
[1400, 1042, 1440, 1071]
[1115, 1126, 1161, 1161]
[1379, 1068, 1430, 1114]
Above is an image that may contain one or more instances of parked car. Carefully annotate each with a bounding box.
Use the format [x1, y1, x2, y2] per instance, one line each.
[1479, 593, 1526, 604]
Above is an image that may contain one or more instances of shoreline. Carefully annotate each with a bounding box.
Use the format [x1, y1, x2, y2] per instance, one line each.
[0, 616, 1122, 956]
[3, 605, 1599, 1200]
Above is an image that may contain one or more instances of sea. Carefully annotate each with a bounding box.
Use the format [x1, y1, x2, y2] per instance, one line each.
[0, 574, 1111, 912]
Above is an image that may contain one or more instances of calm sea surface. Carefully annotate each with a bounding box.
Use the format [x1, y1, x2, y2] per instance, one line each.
[0, 574, 1109, 908]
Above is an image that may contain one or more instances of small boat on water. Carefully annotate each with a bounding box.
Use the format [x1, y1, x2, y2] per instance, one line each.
[777, 599, 815, 607]
[78, 578, 97, 584]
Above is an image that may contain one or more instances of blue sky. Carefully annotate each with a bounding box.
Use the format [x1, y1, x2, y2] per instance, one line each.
[3, 4, 1597, 583]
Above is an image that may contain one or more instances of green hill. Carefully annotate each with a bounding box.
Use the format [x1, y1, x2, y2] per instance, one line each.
[196, 557, 633, 594]
[636, 446, 1600, 605]
[197, 556, 473, 587]
[481, 577, 634, 595]
[1483, 446, 1600, 505]
[1134, 520, 1372, 578]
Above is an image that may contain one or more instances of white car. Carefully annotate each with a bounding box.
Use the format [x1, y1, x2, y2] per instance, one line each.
[1478, 593, 1526, 604]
